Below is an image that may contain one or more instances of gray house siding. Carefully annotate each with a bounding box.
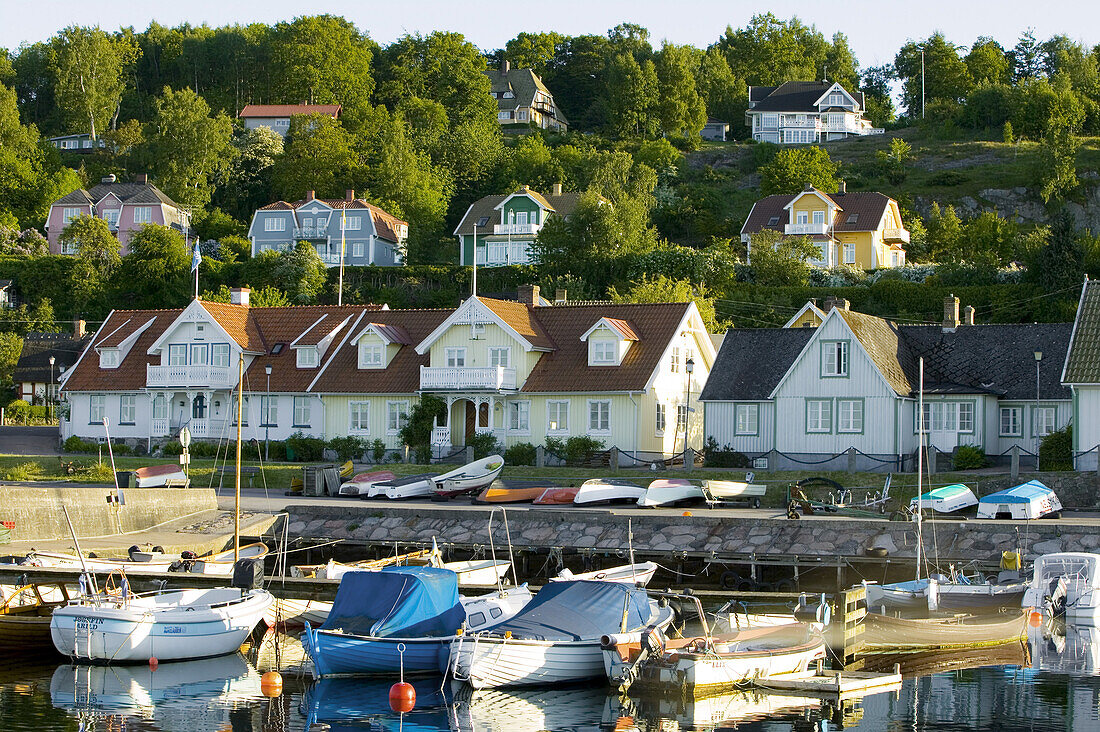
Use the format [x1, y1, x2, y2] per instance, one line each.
[248, 206, 400, 267]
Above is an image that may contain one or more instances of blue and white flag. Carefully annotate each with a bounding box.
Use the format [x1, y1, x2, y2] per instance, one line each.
[191, 240, 201, 272]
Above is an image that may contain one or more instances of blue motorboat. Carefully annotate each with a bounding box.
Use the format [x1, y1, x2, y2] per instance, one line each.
[302, 566, 466, 678]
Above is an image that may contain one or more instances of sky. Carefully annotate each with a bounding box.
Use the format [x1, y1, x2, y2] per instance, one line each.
[1, 0, 1096, 69]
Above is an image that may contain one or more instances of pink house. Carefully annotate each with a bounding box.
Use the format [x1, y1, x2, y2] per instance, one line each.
[46, 174, 190, 255]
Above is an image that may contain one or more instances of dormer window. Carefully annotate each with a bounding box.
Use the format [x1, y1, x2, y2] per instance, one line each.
[99, 349, 119, 369]
[297, 347, 318, 368]
[591, 341, 616, 364]
[359, 342, 384, 369]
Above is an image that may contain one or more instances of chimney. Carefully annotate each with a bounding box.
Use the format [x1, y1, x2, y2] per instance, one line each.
[517, 284, 540, 307]
[836, 298, 850, 311]
[943, 294, 960, 331]
[804, 183, 814, 192]
[134, 173, 147, 184]
[554, 288, 567, 304]
[230, 287, 250, 307]
[837, 180, 846, 194]
[502, 59, 510, 74]
[305, 190, 315, 201]
[551, 182, 562, 197]
[345, 189, 355, 201]
[823, 295, 837, 313]
[72, 319, 86, 339]
[963, 305, 975, 326]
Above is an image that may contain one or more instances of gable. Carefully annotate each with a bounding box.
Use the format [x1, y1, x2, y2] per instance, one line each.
[416, 297, 550, 355]
[1063, 279, 1100, 385]
[814, 83, 859, 109]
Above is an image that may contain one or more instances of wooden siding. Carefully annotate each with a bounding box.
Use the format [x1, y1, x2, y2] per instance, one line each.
[704, 401, 775, 454]
[429, 322, 537, 384]
[323, 394, 416, 448]
[1076, 387, 1100, 470]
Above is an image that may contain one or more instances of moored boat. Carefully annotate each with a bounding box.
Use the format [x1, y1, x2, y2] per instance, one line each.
[862, 609, 1029, 651]
[337, 470, 397, 497]
[447, 580, 675, 689]
[1023, 552, 1100, 622]
[637, 478, 705, 507]
[22, 542, 269, 576]
[551, 562, 658, 587]
[572, 479, 645, 506]
[533, 486, 580, 505]
[0, 582, 79, 652]
[431, 455, 506, 498]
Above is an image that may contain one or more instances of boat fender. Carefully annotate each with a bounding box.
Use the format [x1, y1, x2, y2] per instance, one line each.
[152, 546, 164, 554]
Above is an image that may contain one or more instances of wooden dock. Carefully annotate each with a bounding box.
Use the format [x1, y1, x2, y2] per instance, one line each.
[755, 667, 902, 700]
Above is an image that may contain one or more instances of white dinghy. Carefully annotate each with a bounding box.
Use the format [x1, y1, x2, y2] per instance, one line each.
[703, 480, 767, 508]
[638, 479, 706, 507]
[572, 479, 645, 506]
[431, 455, 506, 499]
[551, 562, 658, 587]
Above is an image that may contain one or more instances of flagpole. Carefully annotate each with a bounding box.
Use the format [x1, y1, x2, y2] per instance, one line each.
[192, 239, 200, 301]
[338, 210, 346, 306]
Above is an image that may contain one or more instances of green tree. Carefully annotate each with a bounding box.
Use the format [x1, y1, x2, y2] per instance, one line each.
[61, 215, 120, 315]
[139, 86, 233, 208]
[271, 114, 357, 201]
[694, 47, 746, 126]
[758, 146, 839, 195]
[218, 125, 283, 221]
[1037, 123, 1079, 203]
[1011, 28, 1043, 82]
[502, 32, 564, 76]
[112, 224, 190, 307]
[654, 43, 707, 138]
[603, 52, 658, 137]
[860, 65, 895, 124]
[824, 32, 860, 90]
[49, 26, 140, 139]
[962, 211, 1019, 266]
[925, 203, 964, 261]
[965, 37, 1011, 85]
[608, 275, 719, 332]
[717, 14, 829, 85]
[0, 331, 21, 399]
[270, 15, 375, 112]
[1037, 210, 1084, 291]
[540, 34, 611, 129]
[894, 33, 971, 117]
[270, 242, 327, 303]
[747, 230, 819, 286]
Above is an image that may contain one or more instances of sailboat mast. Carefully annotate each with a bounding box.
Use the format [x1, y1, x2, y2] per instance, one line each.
[916, 357, 924, 583]
[234, 353, 244, 562]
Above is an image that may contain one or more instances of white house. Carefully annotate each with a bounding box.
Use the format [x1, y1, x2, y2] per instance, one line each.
[701, 296, 1073, 472]
[1062, 277, 1100, 471]
[746, 81, 884, 144]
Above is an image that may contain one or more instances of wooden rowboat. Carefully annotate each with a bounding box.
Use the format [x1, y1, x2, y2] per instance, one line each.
[474, 480, 556, 504]
[0, 583, 79, 652]
[533, 486, 581, 505]
[862, 609, 1030, 651]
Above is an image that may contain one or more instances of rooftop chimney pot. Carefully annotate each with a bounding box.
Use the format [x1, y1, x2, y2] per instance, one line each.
[551, 182, 562, 197]
[517, 284, 540, 307]
[73, 319, 86, 339]
[230, 287, 250, 307]
[502, 59, 510, 74]
[345, 189, 355, 201]
[134, 173, 147, 184]
[963, 305, 975, 326]
[943, 294, 960, 331]
[306, 190, 315, 201]
[837, 180, 846, 194]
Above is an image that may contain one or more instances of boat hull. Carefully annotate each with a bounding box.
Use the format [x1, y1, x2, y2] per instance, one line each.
[862, 610, 1029, 651]
[474, 486, 547, 504]
[551, 562, 657, 587]
[639, 480, 705, 507]
[533, 487, 579, 505]
[302, 624, 454, 677]
[449, 636, 606, 689]
[930, 582, 1028, 613]
[572, 480, 644, 506]
[432, 456, 506, 498]
[50, 588, 272, 663]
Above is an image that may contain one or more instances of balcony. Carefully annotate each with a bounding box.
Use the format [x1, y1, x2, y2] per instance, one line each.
[784, 222, 830, 236]
[420, 366, 517, 391]
[883, 227, 911, 244]
[147, 364, 236, 388]
[293, 227, 327, 239]
[493, 223, 539, 235]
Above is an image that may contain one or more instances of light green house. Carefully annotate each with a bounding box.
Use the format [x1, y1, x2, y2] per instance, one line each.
[454, 185, 582, 267]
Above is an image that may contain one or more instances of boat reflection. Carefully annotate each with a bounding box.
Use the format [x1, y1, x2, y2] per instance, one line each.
[247, 628, 312, 674]
[1029, 620, 1100, 675]
[863, 642, 1029, 678]
[302, 677, 450, 730]
[50, 653, 262, 731]
[449, 685, 606, 732]
[606, 689, 824, 731]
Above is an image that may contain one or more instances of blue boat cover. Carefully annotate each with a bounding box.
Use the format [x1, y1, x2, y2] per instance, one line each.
[485, 580, 653, 641]
[320, 566, 465, 638]
[979, 479, 1052, 504]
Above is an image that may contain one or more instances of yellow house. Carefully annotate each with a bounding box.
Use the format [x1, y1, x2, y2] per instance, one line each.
[311, 286, 716, 459]
[741, 183, 908, 270]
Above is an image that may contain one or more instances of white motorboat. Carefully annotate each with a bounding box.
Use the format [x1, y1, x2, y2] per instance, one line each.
[552, 562, 658, 587]
[1023, 552, 1100, 622]
[22, 542, 269, 576]
[447, 580, 675, 689]
[50, 581, 273, 663]
[909, 483, 978, 516]
[703, 480, 766, 508]
[370, 473, 438, 499]
[637, 479, 705, 507]
[337, 470, 397, 497]
[432, 455, 506, 499]
[572, 479, 645, 506]
[977, 480, 1063, 519]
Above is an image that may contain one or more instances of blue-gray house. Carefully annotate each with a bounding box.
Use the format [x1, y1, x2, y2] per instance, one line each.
[247, 190, 409, 267]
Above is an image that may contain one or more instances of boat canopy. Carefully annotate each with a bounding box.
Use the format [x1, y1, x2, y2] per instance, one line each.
[980, 480, 1053, 504]
[484, 580, 652, 641]
[320, 566, 464, 638]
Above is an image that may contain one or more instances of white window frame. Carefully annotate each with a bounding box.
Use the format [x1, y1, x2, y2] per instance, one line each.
[587, 399, 611, 434]
[812, 210, 826, 224]
[102, 209, 119, 227]
[387, 400, 409, 434]
[844, 242, 855, 264]
[958, 402, 975, 433]
[349, 401, 370, 434]
[796, 210, 808, 224]
[296, 347, 318, 368]
[133, 207, 153, 224]
[232, 396, 249, 426]
[358, 342, 384, 369]
[670, 346, 680, 373]
[591, 340, 616, 365]
[119, 394, 136, 425]
[264, 217, 286, 232]
[168, 344, 187, 366]
[837, 400, 863, 433]
[1000, 406, 1022, 437]
[89, 395, 106, 424]
[735, 404, 759, 436]
[261, 396, 278, 427]
[63, 207, 84, 225]
[343, 216, 362, 231]
[152, 394, 168, 420]
[821, 341, 849, 377]
[675, 404, 688, 432]
[293, 396, 312, 427]
[99, 349, 119, 369]
[547, 400, 569, 433]
[509, 401, 531, 433]
[807, 399, 832, 433]
[489, 347, 511, 368]
[655, 402, 666, 434]
[487, 239, 506, 262]
[211, 343, 230, 368]
[1034, 406, 1057, 437]
[352, 240, 365, 258]
[190, 343, 208, 365]
[445, 347, 466, 368]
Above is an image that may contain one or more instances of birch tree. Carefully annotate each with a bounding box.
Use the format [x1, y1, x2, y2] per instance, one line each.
[50, 26, 139, 139]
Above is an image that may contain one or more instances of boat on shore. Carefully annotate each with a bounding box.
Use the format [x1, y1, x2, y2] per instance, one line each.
[572, 479, 645, 506]
[367, 473, 438, 499]
[638, 478, 705, 507]
[447, 580, 675, 689]
[702, 480, 766, 508]
[132, 464, 189, 488]
[909, 483, 978, 516]
[977, 480, 1063, 520]
[533, 486, 581, 505]
[337, 470, 397, 497]
[552, 561, 658, 587]
[861, 609, 1029, 652]
[475, 480, 556, 504]
[431, 455, 505, 499]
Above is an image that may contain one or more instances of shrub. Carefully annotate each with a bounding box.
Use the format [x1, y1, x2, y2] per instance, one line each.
[952, 445, 988, 470]
[1039, 424, 1073, 472]
[84, 461, 116, 482]
[286, 432, 325, 462]
[399, 395, 447, 459]
[544, 436, 605, 465]
[327, 435, 366, 461]
[162, 441, 184, 456]
[63, 436, 97, 453]
[466, 432, 503, 460]
[4, 399, 31, 425]
[703, 437, 751, 468]
[3, 461, 43, 481]
[371, 438, 387, 463]
[504, 442, 537, 466]
[929, 170, 968, 187]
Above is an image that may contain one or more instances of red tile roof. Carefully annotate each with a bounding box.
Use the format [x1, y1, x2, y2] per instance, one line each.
[480, 297, 555, 350]
[603, 318, 640, 341]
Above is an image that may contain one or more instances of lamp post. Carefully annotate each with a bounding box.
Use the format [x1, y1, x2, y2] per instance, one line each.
[471, 216, 490, 297]
[684, 357, 695, 470]
[265, 364, 272, 461]
[48, 356, 55, 421]
[1034, 350, 1043, 467]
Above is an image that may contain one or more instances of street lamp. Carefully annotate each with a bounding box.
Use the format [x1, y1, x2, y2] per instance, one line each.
[1034, 350, 1043, 466]
[265, 364, 272, 461]
[471, 216, 490, 297]
[48, 356, 55, 421]
[684, 357, 695, 469]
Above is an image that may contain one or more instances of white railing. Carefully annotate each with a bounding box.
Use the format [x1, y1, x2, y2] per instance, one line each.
[867, 128, 886, 135]
[318, 253, 343, 265]
[147, 364, 235, 388]
[431, 426, 451, 445]
[493, 223, 538, 235]
[151, 418, 170, 437]
[420, 366, 517, 391]
[780, 118, 817, 128]
[883, 227, 911, 244]
[186, 419, 209, 438]
[784, 222, 829, 236]
[293, 227, 326, 239]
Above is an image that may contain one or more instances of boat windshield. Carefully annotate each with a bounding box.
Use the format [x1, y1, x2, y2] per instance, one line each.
[1036, 556, 1096, 586]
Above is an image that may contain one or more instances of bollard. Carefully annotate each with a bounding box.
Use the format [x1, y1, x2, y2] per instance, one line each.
[847, 447, 857, 474]
[1010, 445, 1020, 479]
[465, 445, 474, 464]
[610, 447, 619, 472]
[927, 448, 937, 476]
[535, 445, 545, 468]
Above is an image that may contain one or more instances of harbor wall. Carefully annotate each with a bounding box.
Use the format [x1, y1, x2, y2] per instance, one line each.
[0, 484, 218, 542]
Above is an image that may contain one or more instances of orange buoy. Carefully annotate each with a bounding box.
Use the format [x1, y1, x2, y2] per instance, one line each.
[148, 656, 158, 670]
[1029, 610, 1044, 627]
[260, 671, 284, 698]
[389, 681, 416, 712]
[682, 511, 693, 517]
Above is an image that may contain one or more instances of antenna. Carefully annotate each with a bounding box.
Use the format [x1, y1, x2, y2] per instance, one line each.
[472, 216, 490, 298]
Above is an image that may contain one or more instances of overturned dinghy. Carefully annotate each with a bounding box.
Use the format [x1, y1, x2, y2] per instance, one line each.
[909, 483, 978, 516]
[977, 480, 1062, 520]
[572, 479, 645, 506]
[637, 479, 705, 507]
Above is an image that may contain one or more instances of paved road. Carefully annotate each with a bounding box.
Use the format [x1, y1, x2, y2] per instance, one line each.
[0, 425, 61, 455]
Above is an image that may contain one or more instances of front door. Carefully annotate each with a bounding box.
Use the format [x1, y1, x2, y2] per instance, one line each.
[924, 402, 960, 452]
[465, 401, 476, 443]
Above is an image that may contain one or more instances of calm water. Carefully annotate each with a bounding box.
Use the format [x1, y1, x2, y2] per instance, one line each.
[5, 623, 1100, 731]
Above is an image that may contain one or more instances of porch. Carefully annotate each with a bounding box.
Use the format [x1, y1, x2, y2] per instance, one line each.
[430, 395, 508, 455]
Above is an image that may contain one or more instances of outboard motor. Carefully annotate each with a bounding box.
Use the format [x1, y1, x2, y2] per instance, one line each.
[232, 558, 263, 593]
[794, 593, 832, 626]
[1047, 576, 1069, 618]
